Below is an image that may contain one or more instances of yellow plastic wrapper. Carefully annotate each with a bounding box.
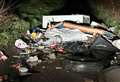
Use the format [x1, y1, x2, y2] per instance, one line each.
[31, 32, 37, 40]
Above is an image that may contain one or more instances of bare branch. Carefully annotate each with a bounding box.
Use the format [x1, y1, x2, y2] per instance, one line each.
[0, 0, 5, 12]
[0, 0, 3, 6]
[0, 0, 18, 14]
[0, 0, 19, 25]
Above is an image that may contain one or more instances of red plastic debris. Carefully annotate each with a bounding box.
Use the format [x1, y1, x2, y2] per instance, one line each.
[0, 51, 7, 61]
[57, 47, 64, 53]
[50, 42, 57, 49]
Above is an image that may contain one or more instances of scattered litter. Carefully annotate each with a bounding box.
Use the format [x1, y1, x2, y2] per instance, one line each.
[91, 21, 108, 29]
[48, 53, 56, 60]
[11, 63, 21, 69]
[19, 67, 28, 73]
[103, 31, 116, 39]
[38, 60, 42, 63]
[9, 14, 120, 81]
[109, 27, 115, 32]
[55, 67, 62, 70]
[66, 70, 70, 73]
[12, 55, 20, 58]
[57, 47, 64, 53]
[38, 45, 45, 50]
[0, 51, 7, 61]
[15, 39, 28, 49]
[0, 76, 3, 82]
[26, 56, 39, 67]
[42, 66, 46, 69]
[27, 27, 43, 42]
[19, 72, 32, 76]
[112, 39, 120, 49]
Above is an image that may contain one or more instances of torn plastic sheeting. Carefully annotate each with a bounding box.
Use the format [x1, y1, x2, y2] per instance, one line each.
[55, 21, 115, 40]
[112, 39, 120, 49]
[91, 21, 108, 30]
[43, 35, 62, 46]
[63, 41, 89, 56]
[45, 28, 93, 44]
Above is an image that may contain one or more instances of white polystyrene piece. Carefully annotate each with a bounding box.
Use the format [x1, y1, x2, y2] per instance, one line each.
[42, 15, 90, 28]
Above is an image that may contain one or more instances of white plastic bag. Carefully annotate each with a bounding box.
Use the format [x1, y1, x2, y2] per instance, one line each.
[112, 39, 120, 49]
[15, 39, 28, 49]
[26, 56, 39, 67]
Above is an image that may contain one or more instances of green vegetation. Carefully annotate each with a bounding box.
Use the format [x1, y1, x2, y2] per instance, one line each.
[0, 0, 64, 48]
[18, 0, 64, 27]
[89, 0, 120, 35]
[0, 16, 30, 48]
[1, 0, 120, 49]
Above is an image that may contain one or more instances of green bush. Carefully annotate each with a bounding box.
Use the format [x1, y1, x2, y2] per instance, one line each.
[0, 16, 30, 48]
[0, 0, 64, 48]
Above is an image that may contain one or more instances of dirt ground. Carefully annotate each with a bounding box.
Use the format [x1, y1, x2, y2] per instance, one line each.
[19, 60, 99, 82]
[3, 47, 99, 82]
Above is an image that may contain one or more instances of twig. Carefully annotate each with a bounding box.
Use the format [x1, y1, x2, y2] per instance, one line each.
[0, 0, 5, 12]
[0, 0, 19, 14]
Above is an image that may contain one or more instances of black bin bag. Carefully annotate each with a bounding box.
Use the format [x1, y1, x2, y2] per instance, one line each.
[90, 35, 119, 60]
[63, 41, 90, 56]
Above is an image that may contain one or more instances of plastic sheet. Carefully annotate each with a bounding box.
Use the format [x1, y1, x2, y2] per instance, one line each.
[45, 28, 93, 43]
[63, 41, 89, 56]
[112, 39, 120, 49]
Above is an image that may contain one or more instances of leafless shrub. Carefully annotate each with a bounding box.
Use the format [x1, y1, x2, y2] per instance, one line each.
[0, 0, 19, 25]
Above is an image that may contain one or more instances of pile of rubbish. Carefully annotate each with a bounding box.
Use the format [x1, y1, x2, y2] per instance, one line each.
[12, 15, 120, 74]
[1, 15, 120, 81]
